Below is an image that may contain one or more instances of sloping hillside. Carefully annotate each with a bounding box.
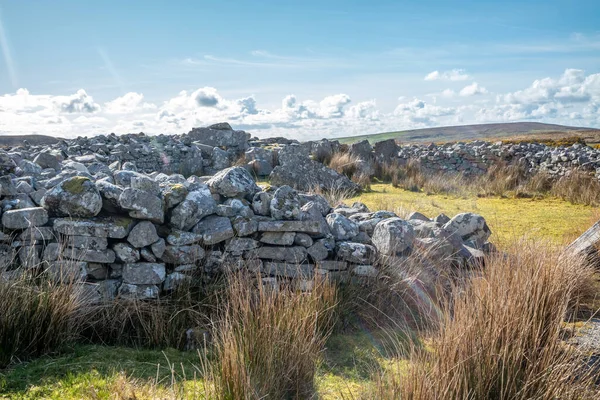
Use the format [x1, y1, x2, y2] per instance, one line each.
[336, 122, 596, 144]
[0, 134, 61, 147]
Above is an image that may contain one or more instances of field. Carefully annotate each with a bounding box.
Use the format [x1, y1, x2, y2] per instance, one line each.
[1, 182, 598, 399]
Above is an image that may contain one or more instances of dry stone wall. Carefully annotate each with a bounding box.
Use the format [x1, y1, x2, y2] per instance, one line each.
[0, 157, 492, 301]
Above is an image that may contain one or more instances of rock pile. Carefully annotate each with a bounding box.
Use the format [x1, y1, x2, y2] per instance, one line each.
[0, 156, 493, 301]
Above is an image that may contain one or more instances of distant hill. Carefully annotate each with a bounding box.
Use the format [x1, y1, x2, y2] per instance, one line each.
[335, 122, 597, 144]
[0, 134, 61, 148]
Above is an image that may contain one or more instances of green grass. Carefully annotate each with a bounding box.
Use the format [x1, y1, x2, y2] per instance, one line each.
[336, 131, 407, 144]
[349, 183, 598, 244]
[0, 345, 202, 399]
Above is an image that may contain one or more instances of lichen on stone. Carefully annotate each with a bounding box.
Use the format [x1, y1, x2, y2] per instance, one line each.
[62, 176, 90, 195]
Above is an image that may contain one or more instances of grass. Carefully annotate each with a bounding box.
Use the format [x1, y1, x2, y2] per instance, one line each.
[348, 183, 598, 244]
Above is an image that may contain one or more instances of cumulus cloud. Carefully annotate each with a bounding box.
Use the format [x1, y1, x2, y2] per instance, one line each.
[104, 92, 156, 114]
[1, 68, 599, 140]
[459, 82, 488, 96]
[425, 69, 470, 81]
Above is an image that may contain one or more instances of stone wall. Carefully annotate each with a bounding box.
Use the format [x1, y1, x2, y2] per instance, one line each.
[0, 160, 492, 301]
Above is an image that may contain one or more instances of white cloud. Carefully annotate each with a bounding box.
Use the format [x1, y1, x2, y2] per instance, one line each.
[460, 82, 488, 96]
[104, 92, 156, 114]
[1, 68, 598, 140]
[425, 69, 470, 81]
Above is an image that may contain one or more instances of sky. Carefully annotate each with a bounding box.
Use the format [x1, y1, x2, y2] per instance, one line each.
[0, 0, 599, 139]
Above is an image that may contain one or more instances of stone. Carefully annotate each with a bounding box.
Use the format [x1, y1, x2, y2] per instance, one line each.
[41, 176, 102, 217]
[140, 248, 157, 262]
[263, 262, 314, 279]
[307, 241, 329, 261]
[256, 246, 307, 263]
[170, 188, 217, 231]
[206, 166, 260, 199]
[112, 242, 141, 263]
[127, 221, 159, 248]
[351, 265, 378, 278]
[335, 242, 377, 264]
[33, 151, 61, 170]
[62, 247, 116, 264]
[260, 231, 296, 246]
[118, 283, 160, 300]
[433, 213, 451, 224]
[258, 220, 323, 234]
[87, 263, 108, 280]
[1, 207, 48, 229]
[162, 245, 205, 265]
[96, 180, 124, 211]
[407, 211, 430, 222]
[231, 216, 259, 237]
[372, 218, 415, 255]
[162, 183, 189, 209]
[252, 191, 271, 216]
[53, 217, 134, 238]
[326, 213, 359, 241]
[164, 272, 191, 291]
[19, 226, 55, 242]
[166, 230, 204, 246]
[294, 233, 314, 247]
[61, 235, 108, 250]
[119, 188, 164, 223]
[122, 263, 166, 285]
[130, 174, 161, 196]
[316, 260, 348, 271]
[442, 213, 491, 244]
[0, 175, 17, 196]
[151, 238, 166, 259]
[46, 261, 88, 282]
[226, 238, 260, 255]
[270, 185, 300, 220]
[192, 215, 234, 245]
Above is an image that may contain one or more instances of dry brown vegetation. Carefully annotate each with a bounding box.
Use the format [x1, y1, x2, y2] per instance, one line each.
[365, 242, 598, 400]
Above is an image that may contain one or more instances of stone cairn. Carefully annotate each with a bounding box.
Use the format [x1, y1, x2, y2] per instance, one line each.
[0, 153, 493, 301]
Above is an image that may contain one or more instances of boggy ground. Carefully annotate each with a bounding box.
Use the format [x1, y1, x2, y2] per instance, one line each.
[1, 182, 599, 400]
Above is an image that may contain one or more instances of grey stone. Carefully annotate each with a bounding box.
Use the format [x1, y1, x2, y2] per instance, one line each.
[127, 221, 159, 248]
[256, 246, 307, 263]
[19, 226, 55, 242]
[118, 283, 160, 300]
[442, 213, 491, 244]
[206, 166, 260, 199]
[326, 213, 359, 241]
[252, 191, 271, 216]
[162, 245, 205, 264]
[307, 241, 329, 261]
[192, 215, 234, 245]
[258, 220, 323, 234]
[231, 216, 258, 236]
[122, 262, 166, 285]
[151, 238, 166, 259]
[61, 235, 108, 250]
[335, 241, 377, 264]
[260, 231, 295, 246]
[62, 247, 116, 264]
[113, 242, 141, 263]
[270, 185, 300, 220]
[372, 218, 415, 255]
[163, 272, 191, 291]
[351, 265, 378, 278]
[317, 260, 348, 271]
[119, 188, 164, 223]
[263, 262, 313, 279]
[2, 207, 48, 229]
[169, 187, 217, 230]
[162, 183, 189, 209]
[46, 261, 88, 282]
[407, 211, 430, 222]
[294, 233, 313, 247]
[166, 230, 204, 246]
[53, 217, 134, 238]
[41, 176, 102, 217]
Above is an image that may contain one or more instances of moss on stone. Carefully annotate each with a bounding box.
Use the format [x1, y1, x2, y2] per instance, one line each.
[113, 217, 133, 228]
[62, 176, 90, 195]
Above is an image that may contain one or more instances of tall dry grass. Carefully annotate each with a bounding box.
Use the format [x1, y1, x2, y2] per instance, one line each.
[203, 271, 338, 399]
[328, 151, 361, 179]
[0, 268, 90, 367]
[366, 241, 597, 400]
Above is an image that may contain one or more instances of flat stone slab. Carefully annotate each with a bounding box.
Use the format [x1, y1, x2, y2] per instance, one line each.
[53, 217, 135, 238]
[19, 226, 55, 241]
[316, 260, 348, 271]
[2, 207, 48, 229]
[263, 262, 314, 279]
[62, 248, 116, 264]
[256, 246, 307, 263]
[60, 235, 108, 250]
[122, 262, 166, 285]
[260, 231, 296, 246]
[118, 283, 160, 300]
[258, 220, 322, 234]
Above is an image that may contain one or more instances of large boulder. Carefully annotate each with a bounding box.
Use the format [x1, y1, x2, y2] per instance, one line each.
[326, 213, 359, 241]
[2, 207, 48, 230]
[372, 217, 415, 256]
[207, 167, 260, 199]
[186, 125, 250, 150]
[41, 176, 102, 217]
[119, 188, 164, 223]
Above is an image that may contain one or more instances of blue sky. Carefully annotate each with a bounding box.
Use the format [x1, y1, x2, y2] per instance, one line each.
[0, 0, 599, 138]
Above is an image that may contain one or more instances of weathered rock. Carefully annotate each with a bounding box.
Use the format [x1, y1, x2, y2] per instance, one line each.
[46, 261, 88, 282]
[192, 215, 234, 245]
[335, 242, 377, 264]
[42, 176, 102, 217]
[206, 167, 260, 199]
[263, 262, 313, 278]
[252, 191, 271, 216]
[151, 238, 166, 259]
[170, 188, 217, 230]
[260, 231, 296, 246]
[163, 272, 191, 291]
[270, 185, 300, 220]
[162, 183, 189, 209]
[256, 246, 307, 263]
[61, 235, 108, 250]
[372, 218, 415, 255]
[53, 217, 134, 238]
[326, 213, 359, 241]
[112, 243, 141, 263]
[119, 188, 164, 223]
[62, 248, 116, 264]
[442, 213, 491, 244]
[294, 233, 314, 247]
[118, 283, 160, 300]
[166, 230, 204, 246]
[162, 245, 205, 264]
[127, 221, 159, 248]
[258, 220, 323, 234]
[122, 263, 166, 285]
[2, 207, 48, 229]
[307, 241, 329, 261]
